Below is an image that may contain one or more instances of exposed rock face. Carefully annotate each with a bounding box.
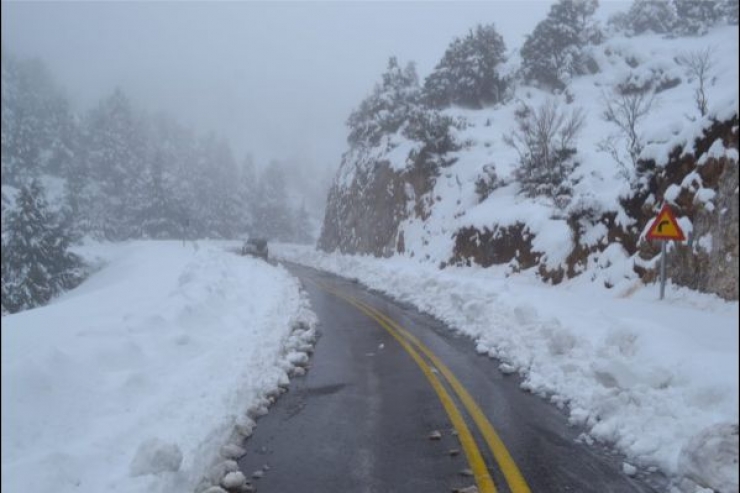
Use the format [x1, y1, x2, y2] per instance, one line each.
[318, 145, 438, 257]
[656, 117, 739, 300]
[707, 156, 739, 299]
[452, 224, 540, 269]
[318, 160, 408, 257]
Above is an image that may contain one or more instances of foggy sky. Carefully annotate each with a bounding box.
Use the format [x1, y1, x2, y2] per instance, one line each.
[1, 1, 627, 172]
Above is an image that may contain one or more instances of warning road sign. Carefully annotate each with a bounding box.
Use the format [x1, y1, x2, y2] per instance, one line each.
[646, 204, 685, 241]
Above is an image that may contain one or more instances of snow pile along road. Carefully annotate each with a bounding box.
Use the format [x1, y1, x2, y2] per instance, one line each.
[1, 241, 317, 493]
[273, 243, 739, 493]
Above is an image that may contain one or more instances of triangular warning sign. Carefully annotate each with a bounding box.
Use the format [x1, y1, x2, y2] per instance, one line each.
[646, 204, 686, 241]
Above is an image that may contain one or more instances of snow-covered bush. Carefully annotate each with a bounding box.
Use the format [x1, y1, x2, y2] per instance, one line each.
[402, 106, 463, 172]
[475, 164, 501, 203]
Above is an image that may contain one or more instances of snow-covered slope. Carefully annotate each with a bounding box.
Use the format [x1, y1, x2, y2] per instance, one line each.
[274, 242, 738, 493]
[320, 24, 738, 299]
[409, 25, 738, 256]
[1, 241, 317, 493]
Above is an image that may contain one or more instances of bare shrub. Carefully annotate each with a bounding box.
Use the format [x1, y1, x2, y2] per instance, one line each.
[599, 89, 655, 180]
[677, 48, 715, 117]
[504, 99, 586, 202]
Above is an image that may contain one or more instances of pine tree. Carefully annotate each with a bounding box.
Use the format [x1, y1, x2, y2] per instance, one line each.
[253, 162, 294, 241]
[347, 57, 421, 147]
[292, 201, 314, 244]
[1, 54, 77, 186]
[1, 180, 83, 313]
[148, 114, 200, 241]
[520, 0, 602, 91]
[137, 149, 174, 238]
[236, 154, 258, 237]
[83, 88, 146, 240]
[424, 24, 508, 109]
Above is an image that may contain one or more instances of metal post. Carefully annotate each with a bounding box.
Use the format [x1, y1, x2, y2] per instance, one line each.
[659, 240, 667, 300]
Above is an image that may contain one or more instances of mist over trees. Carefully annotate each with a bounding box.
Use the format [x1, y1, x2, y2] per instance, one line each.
[1, 50, 321, 313]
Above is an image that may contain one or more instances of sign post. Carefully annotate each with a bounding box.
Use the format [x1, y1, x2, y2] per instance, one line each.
[645, 204, 686, 300]
[659, 240, 667, 299]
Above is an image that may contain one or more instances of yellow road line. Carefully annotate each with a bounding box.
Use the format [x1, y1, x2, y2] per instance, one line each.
[357, 300, 532, 493]
[311, 280, 497, 493]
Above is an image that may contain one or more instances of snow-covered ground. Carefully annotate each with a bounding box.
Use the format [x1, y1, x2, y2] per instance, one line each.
[1, 241, 317, 493]
[1, 238, 735, 492]
[273, 242, 739, 493]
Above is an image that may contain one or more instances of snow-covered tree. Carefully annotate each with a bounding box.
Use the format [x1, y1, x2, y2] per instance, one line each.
[1, 54, 77, 186]
[292, 201, 315, 244]
[236, 154, 258, 236]
[147, 114, 200, 240]
[424, 24, 508, 109]
[722, 0, 739, 24]
[520, 0, 603, 91]
[402, 106, 463, 172]
[1, 180, 84, 314]
[347, 57, 420, 147]
[188, 133, 242, 239]
[83, 88, 146, 240]
[624, 0, 677, 35]
[673, 0, 725, 34]
[253, 161, 294, 241]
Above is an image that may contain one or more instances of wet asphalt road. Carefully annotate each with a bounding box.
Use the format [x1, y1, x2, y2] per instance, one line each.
[237, 263, 666, 493]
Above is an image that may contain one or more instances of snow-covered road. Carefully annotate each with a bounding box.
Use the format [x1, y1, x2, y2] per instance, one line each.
[272, 243, 739, 493]
[2, 239, 737, 493]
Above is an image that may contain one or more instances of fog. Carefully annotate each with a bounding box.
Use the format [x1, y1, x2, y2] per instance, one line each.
[1, 1, 625, 172]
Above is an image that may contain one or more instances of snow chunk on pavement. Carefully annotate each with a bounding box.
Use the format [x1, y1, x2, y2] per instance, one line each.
[678, 423, 739, 493]
[623, 462, 637, 476]
[129, 438, 183, 476]
[221, 471, 247, 489]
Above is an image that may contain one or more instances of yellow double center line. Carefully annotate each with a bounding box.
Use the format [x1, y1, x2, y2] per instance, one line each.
[311, 279, 530, 493]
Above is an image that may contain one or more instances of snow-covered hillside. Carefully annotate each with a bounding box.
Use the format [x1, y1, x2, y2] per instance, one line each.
[274, 242, 739, 493]
[404, 25, 738, 260]
[320, 19, 739, 300]
[1, 241, 317, 493]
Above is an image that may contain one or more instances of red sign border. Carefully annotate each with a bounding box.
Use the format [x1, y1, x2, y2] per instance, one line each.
[646, 204, 686, 241]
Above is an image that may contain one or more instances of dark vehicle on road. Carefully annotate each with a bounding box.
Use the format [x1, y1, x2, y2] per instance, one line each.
[242, 237, 268, 260]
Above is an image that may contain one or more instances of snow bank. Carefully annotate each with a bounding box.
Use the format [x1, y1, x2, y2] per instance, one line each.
[1, 241, 317, 493]
[273, 243, 738, 492]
